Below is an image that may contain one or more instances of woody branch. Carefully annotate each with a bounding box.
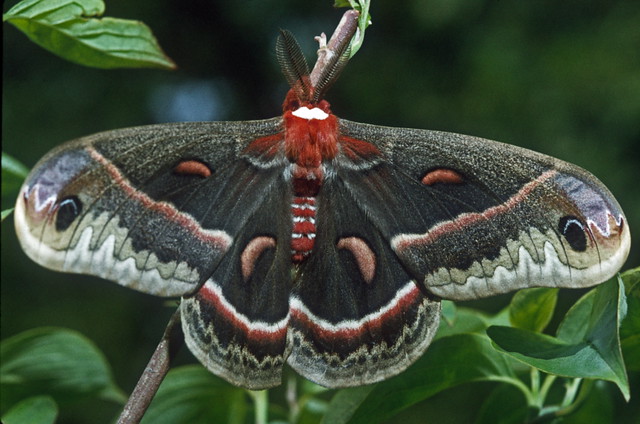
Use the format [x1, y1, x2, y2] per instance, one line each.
[309, 9, 359, 87]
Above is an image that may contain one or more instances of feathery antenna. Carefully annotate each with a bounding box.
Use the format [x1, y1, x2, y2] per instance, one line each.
[276, 30, 312, 102]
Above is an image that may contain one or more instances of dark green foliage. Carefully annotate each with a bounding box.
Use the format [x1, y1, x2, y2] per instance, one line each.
[1, 272, 637, 423]
[2, 0, 638, 422]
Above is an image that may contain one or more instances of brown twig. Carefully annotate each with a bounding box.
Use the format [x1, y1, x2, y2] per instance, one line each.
[309, 9, 360, 87]
[117, 308, 184, 424]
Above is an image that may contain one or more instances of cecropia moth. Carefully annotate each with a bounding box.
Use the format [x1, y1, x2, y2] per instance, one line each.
[14, 30, 630, 389]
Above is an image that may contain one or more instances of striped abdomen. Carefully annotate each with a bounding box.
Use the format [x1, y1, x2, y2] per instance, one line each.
[291, 196, 316, 262]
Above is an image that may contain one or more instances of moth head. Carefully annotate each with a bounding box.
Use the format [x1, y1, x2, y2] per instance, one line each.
[276, 29, 350, 113]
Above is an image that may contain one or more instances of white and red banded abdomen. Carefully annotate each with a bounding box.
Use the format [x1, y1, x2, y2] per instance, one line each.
[291, 196, 317, 262]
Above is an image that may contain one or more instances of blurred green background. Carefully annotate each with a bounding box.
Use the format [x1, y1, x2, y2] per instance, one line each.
[2, 0, 639, 423]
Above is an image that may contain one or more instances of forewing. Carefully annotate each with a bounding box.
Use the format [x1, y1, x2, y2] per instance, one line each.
[14, 118, 283, 297]
[287, 177, 441, 388]
[337, 119, 630, 301]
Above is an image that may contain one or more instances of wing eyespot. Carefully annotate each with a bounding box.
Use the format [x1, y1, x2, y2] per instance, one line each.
[558, 215, 588, 252]
[173, 159, 212, 178]
[421, 168, 464, 186]
[55, 196, 82, 231]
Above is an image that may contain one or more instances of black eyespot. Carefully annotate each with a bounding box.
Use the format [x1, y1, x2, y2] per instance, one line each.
[558, 215, 587, 252]
[55, 196, 82, 231]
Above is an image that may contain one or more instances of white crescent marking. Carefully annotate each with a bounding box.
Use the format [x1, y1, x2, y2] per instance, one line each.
[289, 281, 421, 332]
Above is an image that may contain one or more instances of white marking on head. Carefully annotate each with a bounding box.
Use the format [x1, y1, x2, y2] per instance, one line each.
[292, 106, 329, 120]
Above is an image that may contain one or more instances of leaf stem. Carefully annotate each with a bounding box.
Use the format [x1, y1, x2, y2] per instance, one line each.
[530, 368, 540, 398]
[555, 379, 591, 417]
[486, 376, 535, 406]
[538, 374, 557, 407]
[349, 0, 371, 57]
[286, 374, 300, 423]
[248, 389, 268, 424]
[560, 378, 582, 408]
[536, 377, 584, 421]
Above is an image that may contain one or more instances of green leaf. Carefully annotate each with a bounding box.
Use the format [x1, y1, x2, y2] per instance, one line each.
[332, 0, 371, 58]
[1, 209, 14, 221]
[620, 267, 640, 371]
[1, 152, 29, 179]
[3, 0, 176, 69]
[1, 396, 58, 424]
[440, 300, 457, 326]
[509, 287, 558, 332]
[435, 307, 491, 340]
[621, 266, 640, 292]
[474, 384, 528, 424]
[140, 365, 248, 424]
[320, 386, 373, 424]
[324, 334, 518, 424]
[2, 153, 29, 211]
[562, 381, 614, 424]
[0, 327, 126, 410]
[488, 277, 630, 400]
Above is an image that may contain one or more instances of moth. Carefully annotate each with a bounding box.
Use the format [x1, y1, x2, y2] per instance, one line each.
[14, 30, 630, 390]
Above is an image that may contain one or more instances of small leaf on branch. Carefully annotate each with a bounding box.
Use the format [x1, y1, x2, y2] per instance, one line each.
[1, 209, 14, 221]
[1, 152, 29, 179]
[2, 152, 28, 215]
[332, 0, 371, 58]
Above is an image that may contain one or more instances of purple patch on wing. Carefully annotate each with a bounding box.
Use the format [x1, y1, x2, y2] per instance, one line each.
[25, 149, 93, 214]
[553, 173, 623, 236]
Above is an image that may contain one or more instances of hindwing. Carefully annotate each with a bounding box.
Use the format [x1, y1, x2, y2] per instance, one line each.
[181, 166, 293, 389]
[288, 177, 440, 387]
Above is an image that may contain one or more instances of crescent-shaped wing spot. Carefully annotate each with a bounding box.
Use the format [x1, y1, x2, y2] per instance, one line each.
[421, 168, 464, 185]
[241, 236, 277, 281]
[336, 236, 376, 284]
[173, 160, 212, 178]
